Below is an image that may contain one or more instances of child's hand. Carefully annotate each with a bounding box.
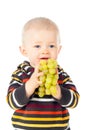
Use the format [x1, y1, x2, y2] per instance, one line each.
[25, 65, 43, 97]
[52, 84, 62, 100]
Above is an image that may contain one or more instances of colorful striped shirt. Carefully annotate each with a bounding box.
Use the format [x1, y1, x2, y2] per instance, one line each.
[6, 61, 80, 130]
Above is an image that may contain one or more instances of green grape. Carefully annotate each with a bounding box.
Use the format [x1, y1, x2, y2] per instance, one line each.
[46, 77, 52, 84]
[42, 64, 48, 70]
[53, 61, 57, 68]
[52, 78, 57, 85]
[39, 65, 43, 71]
[45, 88, 51, 95]
[39, 60, 47, 71]
[47, 74, 54, 78]
[38, 91, 45, 97]
[47, 59, 54, 63]
[38, 86, 45, 92]
[39, 75, 46, 83]
[47, 59, 57, 68]
[54, 74, 59, 81]
[43, 69, 48, 75]
[45, 82, 51, 88]
[47, 62, 55, 69]
[49, 68, 56, 74]
[40, 60, 47, 65]
[50, 86, 57, 96]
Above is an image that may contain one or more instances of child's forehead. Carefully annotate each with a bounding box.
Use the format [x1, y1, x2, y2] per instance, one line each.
[23, 25, 58, 34]
[23, 29, 58, 41]
[23, 18, 59, 33]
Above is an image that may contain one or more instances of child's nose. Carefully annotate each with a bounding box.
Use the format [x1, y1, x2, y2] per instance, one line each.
[41, 46, 49, 54]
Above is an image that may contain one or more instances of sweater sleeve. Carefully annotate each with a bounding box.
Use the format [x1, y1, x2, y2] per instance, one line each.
[6, 62, 34, 110]
[56, 66, 80, 108]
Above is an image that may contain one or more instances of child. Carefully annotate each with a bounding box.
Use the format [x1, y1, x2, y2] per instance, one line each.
[6, 17, 80, 130]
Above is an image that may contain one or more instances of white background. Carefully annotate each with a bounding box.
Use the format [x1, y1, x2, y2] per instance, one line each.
[0, 0, 84, 129]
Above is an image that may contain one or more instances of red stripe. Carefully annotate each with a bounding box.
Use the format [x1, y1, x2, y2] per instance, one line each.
[16, 109, 68, 115]
[58, 80, 63, 84]
[26, 103, 61, 109]
[22, 78, 29, 83]
[71, 86, 76, 91]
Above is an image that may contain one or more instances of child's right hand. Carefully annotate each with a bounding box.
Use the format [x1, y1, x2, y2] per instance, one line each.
[25, 65, 43, 97]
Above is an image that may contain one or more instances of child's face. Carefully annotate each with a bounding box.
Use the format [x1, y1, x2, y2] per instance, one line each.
[20, 29, 61, 67]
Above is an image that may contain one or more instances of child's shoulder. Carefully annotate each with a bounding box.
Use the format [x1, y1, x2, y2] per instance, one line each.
[17, 60, 34, 73]
[12, 61, 34, 79]
[17, 60, 30, 69]
[58, 64, 64, 72]
[12, 61, 33, 75]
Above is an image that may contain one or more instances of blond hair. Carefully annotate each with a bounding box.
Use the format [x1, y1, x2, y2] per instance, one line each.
[22, 17, 60, 44]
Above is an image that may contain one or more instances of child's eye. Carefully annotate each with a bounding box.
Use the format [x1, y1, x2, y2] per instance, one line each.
[34, 45, 41, 48]
[49, 45, 55, 48]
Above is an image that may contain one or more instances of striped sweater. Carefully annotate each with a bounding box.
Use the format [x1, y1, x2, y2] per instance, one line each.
[6, 61, 80, 130]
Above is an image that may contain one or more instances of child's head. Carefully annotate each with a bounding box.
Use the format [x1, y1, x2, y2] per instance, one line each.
[20, 17, 62, 67]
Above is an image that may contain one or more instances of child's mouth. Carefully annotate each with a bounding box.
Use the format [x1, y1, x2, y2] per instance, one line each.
[40, 58, 49, 60]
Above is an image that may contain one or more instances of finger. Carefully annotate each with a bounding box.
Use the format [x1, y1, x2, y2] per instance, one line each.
[37, 80, 42, 85]
[34, 64, 40, 73]
[37, 72, 44, 78]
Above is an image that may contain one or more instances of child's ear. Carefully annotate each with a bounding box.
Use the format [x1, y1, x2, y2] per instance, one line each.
[19, 46, 28, 57]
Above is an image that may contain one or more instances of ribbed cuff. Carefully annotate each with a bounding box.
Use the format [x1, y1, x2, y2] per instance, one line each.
[14, 85, 31, 105]
[56, 86, 71, 106]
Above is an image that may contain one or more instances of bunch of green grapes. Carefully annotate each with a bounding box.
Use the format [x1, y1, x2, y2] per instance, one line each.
[38, 59, 59, 97]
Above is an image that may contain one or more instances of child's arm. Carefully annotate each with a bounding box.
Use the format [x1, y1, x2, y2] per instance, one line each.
[52, 66, 80, 108]
[6, 70, 28, 110]
[6, 62, 42, 110]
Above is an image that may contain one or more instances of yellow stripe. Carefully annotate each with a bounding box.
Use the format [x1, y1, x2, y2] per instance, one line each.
[12, 115, 69, 121]
[63, 77, 70, 83]
[9, 93, 17, 110]
[20, 63, 26, 67]
[70, 92, 78, 108]
[13, 70, 21, 74]
[12, 121, 68, 127]
[12, 77, 22, 82]
[77, 92, 80, 99]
